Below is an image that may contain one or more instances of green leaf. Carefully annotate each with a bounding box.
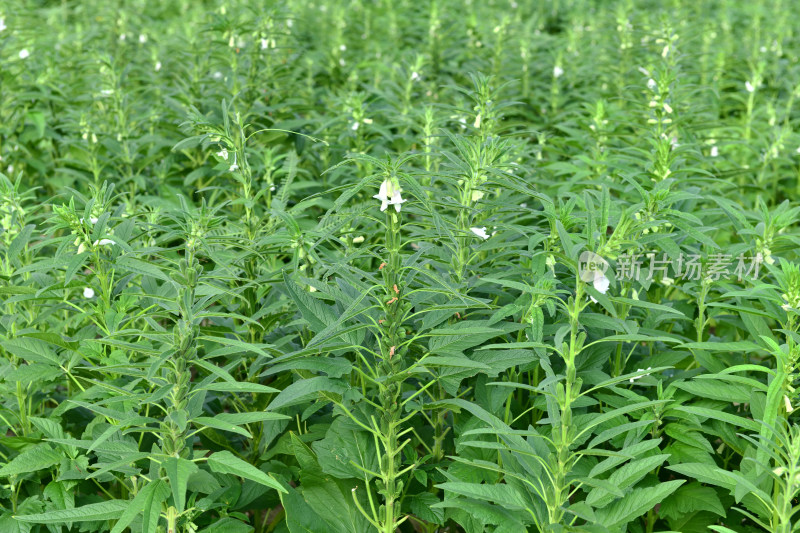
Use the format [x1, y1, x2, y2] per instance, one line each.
[110, 479, 170, 533]
[193, 417, 251, 438]
[199, 382, 280, 394]
[43, 481, 74, 511]
[261, 357, 352, 379]
[665, 463, 736, 491]
[267, 377, 350, 411]
[1, 338, 60, 366]
[586, 454, 670, 508]
[0, 445, 62, 478]
[578, 400, 671, 438]
[610, 296, 686, 317]
[659, 482, 725, 520]
[680, 341, 762, 352]
[7, 225, 34, 262]
[298, 470, 371, 532]
[206, 451, 286, 493]
[575, 477, 624, 499]
[115, 256, 170, 282]
[165, 458, 198, 514]
[428, 323, 503, 355]
[313, 417, 379, 480]
[171, 134, 206, 152]
[674, 379, 752, 403]
[595, 480, 684, 527]
[211, 412, 290, 425]
[15, 500, 128, 524]
[281, 485, 330, 533]
[411, 493, 445, 525]
[142, 478, 169, 533]
[421, 355, 491, 369]
[193, 411, 291, 437]
[436, 482, 528, 510]
[200, 518, 254, 533]
[197, 336, 273, 358]
[283, 273, 341, 337]
[663, 424, 713, 453]
[671, 405, 760, 433]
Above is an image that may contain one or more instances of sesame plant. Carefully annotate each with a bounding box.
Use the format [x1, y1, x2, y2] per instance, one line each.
[3, 0, 800, 532]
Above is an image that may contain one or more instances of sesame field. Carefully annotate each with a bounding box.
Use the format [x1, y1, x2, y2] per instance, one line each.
[2, 0, 800, 532]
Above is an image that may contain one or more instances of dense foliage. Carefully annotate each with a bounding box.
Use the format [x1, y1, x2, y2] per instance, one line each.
[2, 0, 800, 531]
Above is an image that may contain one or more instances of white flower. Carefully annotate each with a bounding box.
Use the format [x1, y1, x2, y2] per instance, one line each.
[139, 34, 147, 44]
[745, 80, 755, 93]
[19, 49, 29, 59]
[638, 66, 650, 76]
[351, 121, 359, 131]
[710, 146, 719, 157]
[352, 235, 365, 244]
[587, 270, 610, 303]
[339, 44, 347, 51]
[362, 118, 373, 124]
[93, 238, 115, 246]
[213, 71, 223, 80]
[80, 217, 99, 225]
[119, 33, 126, 41]
[473, 114, 481, 128]
[669, 136, 679, 149]
[216, 148, 229, 160]
[261, 38, 269, 50]
[592, 271, 610, 297]
[647, 78, 657, 91]
[83, 287, 95, 299]
[785, 395, 794, 413]
[229, 162, 239, 172]
[470, 227, 490, 240]
[411, 71, 420, 81]
[630, 367, 653, 383]
[373, 180, 406, 213]
[0, 18, 6, 32]
[339, 58, 345, 66]
[553, 65, 564, 78]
